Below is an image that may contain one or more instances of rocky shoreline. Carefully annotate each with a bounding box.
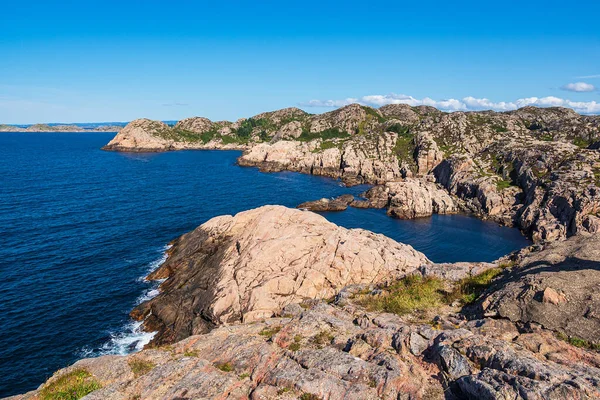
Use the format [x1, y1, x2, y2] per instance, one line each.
[6, 104, 600, 399]
[9, 206, 600, 399]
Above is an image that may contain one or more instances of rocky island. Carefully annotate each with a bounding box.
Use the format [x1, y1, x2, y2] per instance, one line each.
[8, 104, 600, 399]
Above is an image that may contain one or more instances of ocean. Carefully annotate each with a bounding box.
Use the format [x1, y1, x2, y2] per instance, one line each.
[0, 132, 530, 396]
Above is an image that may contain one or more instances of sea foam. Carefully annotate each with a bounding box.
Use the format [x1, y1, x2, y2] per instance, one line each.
[81, 245, 170, 357]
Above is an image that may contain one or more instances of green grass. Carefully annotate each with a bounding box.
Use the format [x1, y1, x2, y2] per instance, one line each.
[40, 369, 102, 400]
[317, 140, 338, 151]
[183, 350, 199, 357]
[311, 330, 334, 348]
[555, 332, 600, 351]
[259, 326, 281, 340]
[573, 137, 590, 148]
[299, 393, 320, 400]
[453, 268, 503, 304]
[128, 359, 155, 377]
[361, 105, 386, 123]
[277, 387, 292, 395]
[357, 275, 446, 316]
[215, 362, 234, 372]
[492, 124, 508, 133]
[357, 269, 505, 316]
[496, 179, 513, 191]
[288, 335, 302, 351]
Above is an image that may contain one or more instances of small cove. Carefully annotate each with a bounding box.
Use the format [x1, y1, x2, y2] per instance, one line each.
[0, 132, 530, 396]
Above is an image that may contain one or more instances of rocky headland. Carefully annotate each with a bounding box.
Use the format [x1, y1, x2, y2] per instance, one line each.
[10, 206, 600, 399]
[7, 104, 600, 399]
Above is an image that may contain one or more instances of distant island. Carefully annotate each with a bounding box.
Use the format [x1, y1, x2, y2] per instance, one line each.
[0, 123, 129, 133]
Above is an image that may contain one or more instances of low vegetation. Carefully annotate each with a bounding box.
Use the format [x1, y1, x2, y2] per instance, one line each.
[40, 369, 102, 400]
[215, 362, 234, 372]
[556, 331, 600, 351]
[298, 127, 350, 142]
[128, 359, 155, 377]
[259, 325, 281, 340]
[356, 269, 505, 316]
[288, 335, 302, 351]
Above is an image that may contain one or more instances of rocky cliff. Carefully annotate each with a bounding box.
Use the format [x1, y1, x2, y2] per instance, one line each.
[102, 104, 600, 243]
[9, 208, 600, 400]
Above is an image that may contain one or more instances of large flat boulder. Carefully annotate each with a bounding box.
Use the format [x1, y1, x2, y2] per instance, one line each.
[132, 205, 430, 345]
[480, 233, 600, 344]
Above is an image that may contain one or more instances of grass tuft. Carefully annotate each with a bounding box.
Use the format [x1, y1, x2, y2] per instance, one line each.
[128, 359, 155, 377]
[259, 326, 281, 340]
[357, 275, 446, 316]
[40, 369, 102, 400]
[356, 269, 505, 316]
[556, 332, 600, 351]
[215, 362, 234, 372]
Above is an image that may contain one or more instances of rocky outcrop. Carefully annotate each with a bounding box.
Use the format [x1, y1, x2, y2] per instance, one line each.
[479, 233, 600, 344]
[102, 119, 176, 152]
[297, 194, 355, 211]
[132, 206, 430, 346]
[361, 179, 457, 219]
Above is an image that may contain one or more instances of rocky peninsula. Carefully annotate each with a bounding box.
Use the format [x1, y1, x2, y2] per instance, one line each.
[7, 104, 600, 399]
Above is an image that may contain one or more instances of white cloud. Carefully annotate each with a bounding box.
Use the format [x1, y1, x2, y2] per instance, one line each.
[300, 93, 600, 114]
[576, 74, 600, 79]
[561, 82, 596, 92]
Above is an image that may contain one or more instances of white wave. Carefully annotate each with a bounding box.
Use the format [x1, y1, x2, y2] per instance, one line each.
[81, 246, 170, 358]
[137, 244, 172, 282]
[81, 319, 157, 357]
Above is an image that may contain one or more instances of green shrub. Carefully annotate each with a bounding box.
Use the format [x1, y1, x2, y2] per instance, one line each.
[386, 123, 410, 135]
[40, 369, 102, 400]
[298, 127, 350, 142]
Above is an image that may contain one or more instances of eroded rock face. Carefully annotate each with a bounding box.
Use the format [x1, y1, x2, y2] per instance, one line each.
[480, 233, 600, 344]
[132, 206, 430, 345]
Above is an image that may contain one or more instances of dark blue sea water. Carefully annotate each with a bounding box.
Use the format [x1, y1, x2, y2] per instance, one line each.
[0, 132, 530, 396]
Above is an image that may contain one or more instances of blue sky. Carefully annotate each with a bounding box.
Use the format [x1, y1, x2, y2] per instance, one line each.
[1, 0, 599, 123]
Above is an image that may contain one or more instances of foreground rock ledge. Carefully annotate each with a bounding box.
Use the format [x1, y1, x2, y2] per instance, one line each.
[132, 205, 431, 346]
